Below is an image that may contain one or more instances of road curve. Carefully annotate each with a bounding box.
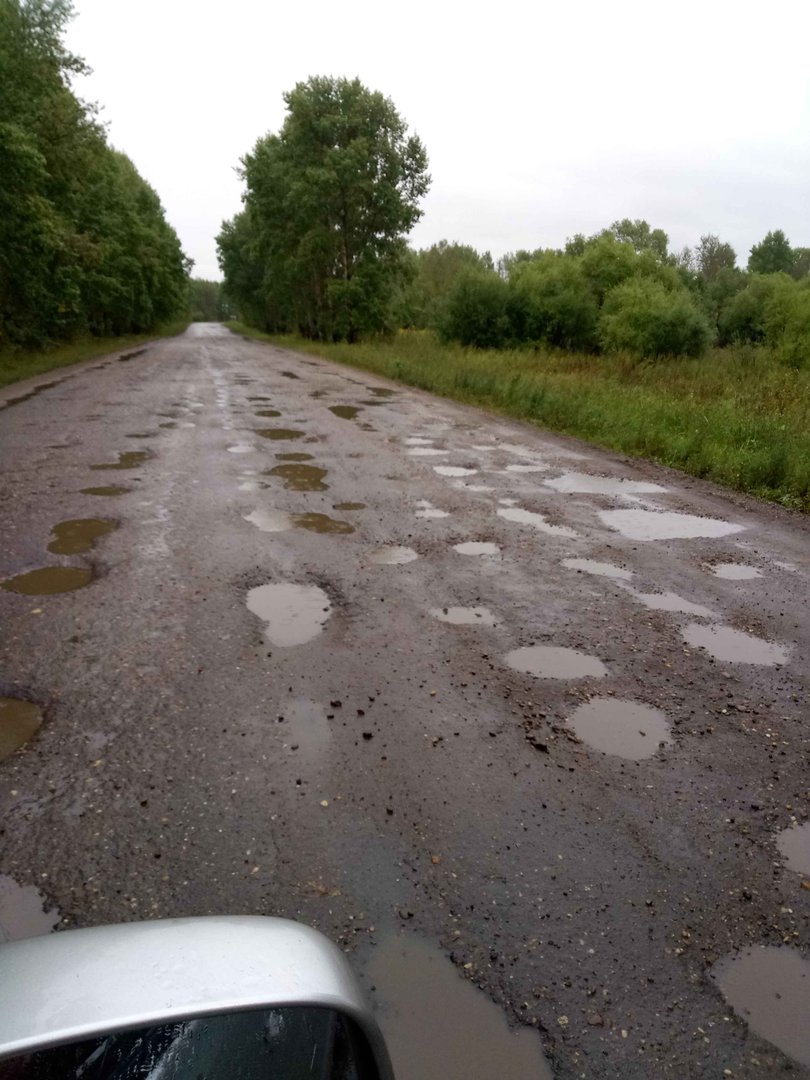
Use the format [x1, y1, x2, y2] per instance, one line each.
[1, 323, 808, 1078]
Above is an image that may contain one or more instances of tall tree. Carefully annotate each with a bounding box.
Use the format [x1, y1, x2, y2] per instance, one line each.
[219, 76, 429, 341]
[606, 218, 669, 260]
[693, 234, 736, 281]
[748, 230, 794, 275]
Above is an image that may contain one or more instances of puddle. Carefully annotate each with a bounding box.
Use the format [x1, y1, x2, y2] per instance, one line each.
[276, 452, 314, 462]
[775, 821, 810, 877]
[0, 698, 43, 763]
[2, 379, 63, 410]
[370, 547, 419, 565]
[546, 472, 665, 495]
[409, 447, 448, 457]
[255, 409, 282, 417]
[712, 947, 810, 1066]
[359, 400, 389, 407]
[431, 606, 499, 626]
[125, 432, 156, 439]
[227, 444, 255, 454]
[279, 698, 331, 766]
[329, 405, 361, 420]
[248, 396, 272, 402]
[712, 563, 763, 580]
[682, 624, 789, 666]
[280, 371, 299, 379]
[364, 933, 551, 1080]
[460, 484, 494, 493]
[505, 463, 549, 473]
[434, 466, 477, 477]
[0, 876, 60, 943]
[600, 509, 744, 542]
[498, 506, 579, 538]
[158, 421, 177, 429]
[80, 485, 130, 497]
[622, 587, 716, 619]
[505, 645, 608, 679]
[243, 509, 292, 533]
[1, 567, 93, 595]
[366, 387, 396, 397]
[562, 558, 632, 580]
[566, 698, 672, 759]
[415, 501, 449, 519]
[89, 451, 151, 470]
[246, 583, 331, 646]
[265, 464, 329, 492]
[47, 518, 116, 555]
[291, 513, 354, 535]
[255, 428, 305, 441]
[117, 348, 147, 363]
[454, 542, 500, 556]
[404, 437, 433, 446]
[334, 502, 366, 511]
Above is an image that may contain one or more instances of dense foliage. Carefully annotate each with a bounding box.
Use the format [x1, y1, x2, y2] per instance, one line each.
[188, 278, 234, 322]
[217, 77, 429, 342]
[0, 0, 189, 350]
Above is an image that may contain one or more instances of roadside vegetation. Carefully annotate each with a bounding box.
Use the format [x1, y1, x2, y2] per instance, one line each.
[0, 0, 190, 375]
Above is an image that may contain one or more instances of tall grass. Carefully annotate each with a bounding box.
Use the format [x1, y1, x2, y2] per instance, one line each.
[228, 323, 810, 511]
[0, 320, 191, 391]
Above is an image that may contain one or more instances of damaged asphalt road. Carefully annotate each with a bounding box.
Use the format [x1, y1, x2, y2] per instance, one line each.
[0, 323, 808, 1078]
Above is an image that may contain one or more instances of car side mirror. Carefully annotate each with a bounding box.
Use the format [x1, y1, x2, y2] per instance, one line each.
[0, 916, 394, 1080]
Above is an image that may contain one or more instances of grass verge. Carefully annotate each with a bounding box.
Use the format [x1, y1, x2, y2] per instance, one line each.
[227, 322, 810, 512]
[0, 320, 190, 391]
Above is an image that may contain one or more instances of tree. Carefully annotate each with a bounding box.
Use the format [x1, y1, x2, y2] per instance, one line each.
[791, 247, 810, 280]
[599, 278, 712, 358]
[219, 77, 429, 341]
[693, 234, 736, 281]
[606, 218, 669, 260]
[509, 254, 598, 350]
[748, 230, 794, 275]
[438, 270, 511, 349]
[400, 240, 490, 329]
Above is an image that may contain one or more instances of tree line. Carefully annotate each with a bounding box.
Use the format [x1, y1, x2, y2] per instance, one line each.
[0, 0, 190, 351]
[219, 78, 808, 364]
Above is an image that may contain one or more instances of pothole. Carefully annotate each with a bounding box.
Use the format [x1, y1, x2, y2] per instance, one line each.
[255, 409, 282, 417]
[366, 387, 396, 397]
[243, 509, 292, 533]
[276, 452, 314, 462]
[228, 444, 255, 454]
[47, 519, 116, 555]
[291, 513, 354, 535]
[1, 567, 94, 595]
[89, 450, 151, 470]
[498, 506, 579, 538]
[682, 624, 789, 666]
[409, 448, 448, 457]
[80, 486, 130, 497]
[622, 587, 716, 619]
[566, 698, 672, 759]
[430, 606, 499, 627]
[246, 583, 331, 646]
[255, 428, 305, 440]
[546, 472, 665, 494]
[505, 645, 607, 679]
[505, 463, 549, 473]
[0, 698, 43, 762]
[362, 932, 552, 1080]
[711, 563, 763, 580]
[599, 509, 744, 541]
[775, 822, 810, 877]
[415, 501, 449, 519]
[279, 698, 331, 766]
[370, 546, 419, 565]
[454, 542, 500, 556]
[329, 405, 361, 420]
[334, 502, 366, 511]
[434, 465, 478, 477]
[712, 947, 810, 1067]
[0, 876, 60, 942]
[265, 464, 329, 492]
[280, 371, 299, 379]
[562, 558, 632, 580]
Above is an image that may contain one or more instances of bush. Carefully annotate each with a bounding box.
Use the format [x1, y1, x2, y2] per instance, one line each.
[773, 285, 810, 368]
[509, 255, 599, 350]
[599, 278, 713, 358]
[718, 273, 794, 345]
[438, 270, 512, 349]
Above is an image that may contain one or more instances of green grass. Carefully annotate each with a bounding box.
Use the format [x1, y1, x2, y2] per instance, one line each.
[0, 320, 190, 391]
[228, 322, 810, 512]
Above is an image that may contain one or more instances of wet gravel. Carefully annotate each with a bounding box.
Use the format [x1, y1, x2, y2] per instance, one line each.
[0, 323, 808, 1078]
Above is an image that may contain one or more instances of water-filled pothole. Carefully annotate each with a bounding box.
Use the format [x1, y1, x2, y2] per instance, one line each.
[415, 501, 449, 519]
[504, 463, 549, 473]
[454, 542, 500, 556]
[562, 558, 632, 580]
[292, 513, 354, 535]
[434, 465, 478, 477]
[682, 624, 789, 666]
[1, 567, 93, 595]
[125, 432, 157, 439]
[363, 932, 552, 1080]
[47, 518, 116, 555]
[546, 472, 665, 494]
[430, 606, 499, 626]
[0, 876, 60, 943]
[622, 587, 716, 619]
[228, 444, 255, 454]
[334, 502, 366, 511]
[505, 645, 607, 679]
[366, 387, 397, 397]
[498, 506, 579, 538]
[248, 396, 272, 402]
[370, 547, 419, 565]
[600, 509, 744, 541]
[409, 448, 448, 457]
[243, 509, 292, 533]
[255, 428, 305, 441]
[255, 408, 282, 417]
[0, 698, 43, 762]
[280, 698, 331, 766]
[90, 451, 151, 470]
[158, 421, 177, 429]
[775, 822, 810, 877]
[246, 583, 331, 646]
[566, 698, 672, 759]
[329, 405, 361, 420]
[712, 947, 810, 1067]
[265, 464, 328, 491]
[712, 563, 763, 580]
[276, 452, 314, 462]
[281, 371, 299, 379]
[80, 485, 130, 497]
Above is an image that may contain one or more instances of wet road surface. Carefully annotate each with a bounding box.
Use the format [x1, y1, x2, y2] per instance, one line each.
[1, 323, 809, 1078]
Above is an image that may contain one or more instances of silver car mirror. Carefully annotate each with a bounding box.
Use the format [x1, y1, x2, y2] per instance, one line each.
[0, 915, 394, 1079]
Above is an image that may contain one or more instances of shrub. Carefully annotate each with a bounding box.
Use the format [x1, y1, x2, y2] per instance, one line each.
[438, 270, 512, 349]
[509, 255, 599, 350]
[718, 273, 794, 345]
[599, 278, 713, 358]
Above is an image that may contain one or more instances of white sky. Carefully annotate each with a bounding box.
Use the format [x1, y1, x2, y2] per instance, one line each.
[66, 0, 810, 279]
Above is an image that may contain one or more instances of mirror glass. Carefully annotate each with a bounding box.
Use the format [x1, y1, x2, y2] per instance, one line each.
[0, 1006, 379, 1080]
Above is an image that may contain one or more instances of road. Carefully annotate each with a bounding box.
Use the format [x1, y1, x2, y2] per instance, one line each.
[1, 323, 808, 1078]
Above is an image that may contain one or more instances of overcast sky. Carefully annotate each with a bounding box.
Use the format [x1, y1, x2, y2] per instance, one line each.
[65, 0, 810, 279]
